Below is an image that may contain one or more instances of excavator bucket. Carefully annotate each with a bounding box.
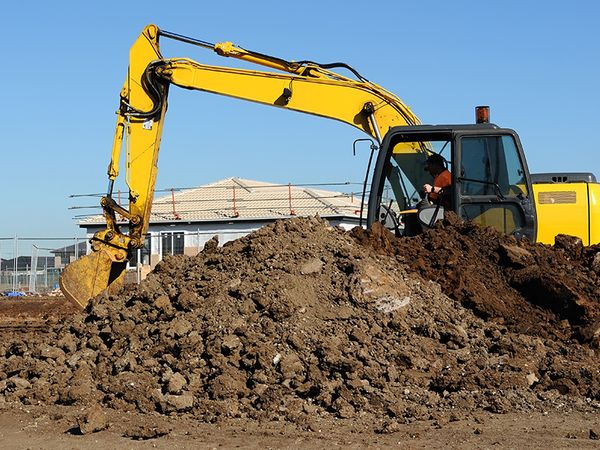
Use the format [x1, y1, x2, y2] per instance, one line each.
[59, 250, 127, 309]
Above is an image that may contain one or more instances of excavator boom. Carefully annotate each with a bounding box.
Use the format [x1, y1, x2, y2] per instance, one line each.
[60, 24, 421, 308]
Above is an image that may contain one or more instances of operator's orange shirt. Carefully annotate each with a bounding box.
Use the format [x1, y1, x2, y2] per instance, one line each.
[429, 169, 452, 202]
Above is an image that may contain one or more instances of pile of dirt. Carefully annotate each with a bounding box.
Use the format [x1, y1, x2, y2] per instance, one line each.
[353, 214, 600, 344]
[0, 216, 599, 427]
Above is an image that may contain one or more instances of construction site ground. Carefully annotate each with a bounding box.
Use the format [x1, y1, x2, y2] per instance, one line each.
[0, 216, 599, 448]
[1, 405, 599, 449]
[0, 296, 79, 333]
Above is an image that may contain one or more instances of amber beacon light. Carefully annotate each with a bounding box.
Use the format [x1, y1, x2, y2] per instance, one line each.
[475, 105, 490, 124]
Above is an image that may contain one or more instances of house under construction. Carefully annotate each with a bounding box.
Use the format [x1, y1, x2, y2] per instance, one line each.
[79, 178, 365, 277]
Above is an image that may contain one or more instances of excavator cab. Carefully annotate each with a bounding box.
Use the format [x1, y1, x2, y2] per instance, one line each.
[368, 121, 537, 241]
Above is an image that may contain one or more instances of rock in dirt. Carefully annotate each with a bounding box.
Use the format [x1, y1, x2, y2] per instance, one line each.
[123, 423, 171, 440]
[499, 243, 534, 267]
[161, 394, 194, 413]
[76, 404, 107, 434]
[592, 253, 600, 274]
[166, 372, 187, 394]
[300, 258, 324, 275]
[554, 234, 583, 259]
[375, 419, 402, 434]
[8, 377, 31, 391]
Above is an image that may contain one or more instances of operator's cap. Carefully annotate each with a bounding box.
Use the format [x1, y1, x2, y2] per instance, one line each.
[424, 153, 446, 171]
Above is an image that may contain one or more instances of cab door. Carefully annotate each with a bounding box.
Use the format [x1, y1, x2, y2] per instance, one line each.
[455, 132, 536, 241]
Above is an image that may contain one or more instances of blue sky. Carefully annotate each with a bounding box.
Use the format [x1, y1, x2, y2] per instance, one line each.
[1, 0, 598, 238]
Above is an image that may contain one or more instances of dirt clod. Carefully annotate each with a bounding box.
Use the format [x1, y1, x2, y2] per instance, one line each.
[123, 423, 171, 440]
[77, 404, 108, 434]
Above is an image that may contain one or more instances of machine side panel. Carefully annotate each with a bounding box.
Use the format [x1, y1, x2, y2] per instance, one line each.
[532, 182, 590, 245]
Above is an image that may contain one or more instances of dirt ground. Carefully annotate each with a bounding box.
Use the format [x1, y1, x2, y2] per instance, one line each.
[0, 405, 599, 449]
[0, 296, 79, 332]
[0, 216, 599, 448]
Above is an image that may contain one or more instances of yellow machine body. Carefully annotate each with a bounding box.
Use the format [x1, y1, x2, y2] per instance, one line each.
[533, 178, 600, 246]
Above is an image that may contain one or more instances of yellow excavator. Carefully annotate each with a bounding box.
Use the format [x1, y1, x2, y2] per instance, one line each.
[60, 24, 599, 309]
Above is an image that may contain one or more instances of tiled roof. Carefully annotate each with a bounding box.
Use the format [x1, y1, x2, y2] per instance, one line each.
[80, 178, 365, 225]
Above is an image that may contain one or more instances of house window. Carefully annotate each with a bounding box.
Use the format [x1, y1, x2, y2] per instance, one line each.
[161, 232, 184, 256]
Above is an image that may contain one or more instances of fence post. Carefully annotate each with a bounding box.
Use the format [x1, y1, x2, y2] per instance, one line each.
[13, 236, 18, 292]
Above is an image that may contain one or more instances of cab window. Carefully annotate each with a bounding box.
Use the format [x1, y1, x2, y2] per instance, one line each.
[460, 135, 527, 198]
[458, 134, 528, 236]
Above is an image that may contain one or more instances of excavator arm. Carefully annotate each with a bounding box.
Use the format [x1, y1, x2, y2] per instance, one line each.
[60, 24, 421, 308]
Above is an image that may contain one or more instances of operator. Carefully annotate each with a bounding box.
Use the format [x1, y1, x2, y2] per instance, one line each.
[422, 153, 452, 208]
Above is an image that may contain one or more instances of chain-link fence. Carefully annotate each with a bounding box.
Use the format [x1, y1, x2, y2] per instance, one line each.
[0, 237, 87, 294]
